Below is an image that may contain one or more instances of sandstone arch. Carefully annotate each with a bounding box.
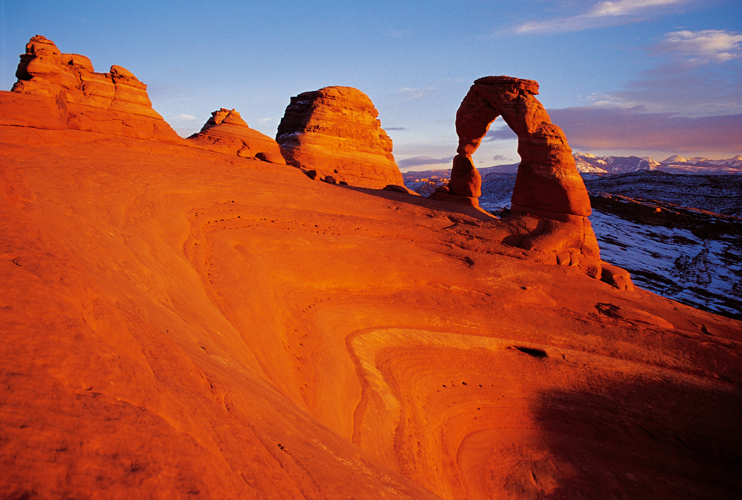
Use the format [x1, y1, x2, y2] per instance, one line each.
[449, 76, 591, 220]
[445, 76, 604, 279]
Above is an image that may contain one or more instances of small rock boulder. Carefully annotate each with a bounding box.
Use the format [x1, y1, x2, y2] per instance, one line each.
[188, 108, 286, 164]
[600, 262, 635, 291]
[383, 184, 420, 195]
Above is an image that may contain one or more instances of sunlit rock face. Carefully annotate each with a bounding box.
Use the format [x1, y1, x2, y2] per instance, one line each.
[3, 35, 178, 140]
[188, 108, 286, 163]
[450, 76, 590, 218]
[2, 123, 740, 500]
[276, 86, 403, 188]
[442, 76, 603, 278]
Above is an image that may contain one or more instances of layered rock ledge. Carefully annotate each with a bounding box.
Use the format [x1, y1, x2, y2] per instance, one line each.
[276, 86, 403, 188]
[0, 35, 178, 141]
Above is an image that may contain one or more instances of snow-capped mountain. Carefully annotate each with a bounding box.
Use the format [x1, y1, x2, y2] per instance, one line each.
[402, 153, 742, 179]
[662, 155, 688, 164]
[574, 153, 742, 174]
[658, 155, 742, 174]
[661, 154, 742, 166]
[574, 153, 660, 174]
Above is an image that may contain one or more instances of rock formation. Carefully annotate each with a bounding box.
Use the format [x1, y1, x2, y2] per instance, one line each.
[444, 76, 603, 278]
[1, 40, 741, 499]
[188, 108, 286, 163]
[1, 35, 178, 141]
[276, 86, 403, 188]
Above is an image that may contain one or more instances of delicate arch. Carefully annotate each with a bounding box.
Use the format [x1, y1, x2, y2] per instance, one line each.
[449, 76, 591, 218]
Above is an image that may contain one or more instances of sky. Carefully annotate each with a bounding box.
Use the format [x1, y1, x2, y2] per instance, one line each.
[1, 0, 741, 171]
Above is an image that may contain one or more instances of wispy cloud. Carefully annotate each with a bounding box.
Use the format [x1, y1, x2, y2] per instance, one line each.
[659, 29, 742, 63]
[397, 156, 454, 171]
[397, 87, 438, 100]
[258, 117, 274, 124]
[385, 127, 409, 131]
[492, 154, 513, 163]
[590, 0, 682, 16]
[513, 0, 690, 34]
[595, 29, 742, 116]
[175, 114, 196, 120]
[483, 125, 517, 141]
[584, 93, 636, 108]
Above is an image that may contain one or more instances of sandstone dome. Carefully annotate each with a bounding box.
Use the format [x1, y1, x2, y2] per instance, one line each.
[276, 86, 404, 188]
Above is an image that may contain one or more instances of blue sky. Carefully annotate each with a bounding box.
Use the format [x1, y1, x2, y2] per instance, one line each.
[1, 0, 741, 170]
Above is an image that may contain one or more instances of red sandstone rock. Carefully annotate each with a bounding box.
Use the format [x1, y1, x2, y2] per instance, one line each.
[383, 184, 420, 195]
[1, 120, 741, 500]
[13, 35, 78, 95]
[1, 38, 740, 500]
[451, 76, 602, 277]
[447, 154, 481, 198]
[276, 86, 403, 188]
[601, 261, 635, 291]
[453, 76, 590, 217]
[7, 35, 179, 141]
[0, 91, 68, 129]
[188, 108, 286, 163]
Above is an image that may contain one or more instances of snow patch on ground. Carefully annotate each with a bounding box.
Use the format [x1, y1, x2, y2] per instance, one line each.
[590, 211, 741, 318]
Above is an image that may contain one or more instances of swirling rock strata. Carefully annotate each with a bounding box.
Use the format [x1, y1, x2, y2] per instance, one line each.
[188, 108, 286, 163]
[2, 35, 178, 141]
[276, 86, 403, 188]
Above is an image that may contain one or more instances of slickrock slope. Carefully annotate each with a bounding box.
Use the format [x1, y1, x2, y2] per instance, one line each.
[188, 108, 286, 163]
[442, 76, 603, 280]
[1, 124, 741, 500]
[276, 86, 403, 188]
[0, 35, 178, 141]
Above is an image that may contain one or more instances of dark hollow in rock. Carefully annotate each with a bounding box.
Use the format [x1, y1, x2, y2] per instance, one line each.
[513, 346, 548, 358]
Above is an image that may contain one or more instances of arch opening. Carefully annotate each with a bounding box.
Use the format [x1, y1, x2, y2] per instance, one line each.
[473, 125, 519, 216]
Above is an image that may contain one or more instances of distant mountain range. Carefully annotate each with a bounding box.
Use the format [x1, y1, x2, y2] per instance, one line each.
[402, 153, 742, 179]
[574, 153, 742, 175]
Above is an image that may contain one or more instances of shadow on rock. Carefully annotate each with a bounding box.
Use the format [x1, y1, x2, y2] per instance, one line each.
[521, 377, 742, 499]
